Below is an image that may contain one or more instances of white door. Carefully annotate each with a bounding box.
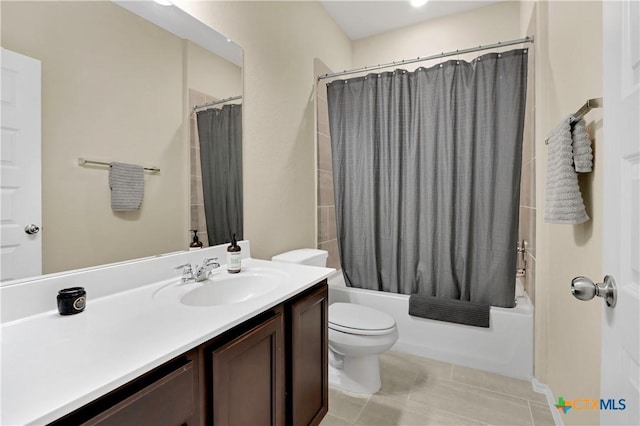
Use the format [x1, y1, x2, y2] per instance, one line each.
[601, 1, 640, 425]
[0, 48, 42, 282]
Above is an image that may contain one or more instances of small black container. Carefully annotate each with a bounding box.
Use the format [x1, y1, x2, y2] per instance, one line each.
[57, 287, 86, 315]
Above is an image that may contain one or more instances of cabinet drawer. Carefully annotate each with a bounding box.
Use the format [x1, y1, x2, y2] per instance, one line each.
[83, 361, 196, 426]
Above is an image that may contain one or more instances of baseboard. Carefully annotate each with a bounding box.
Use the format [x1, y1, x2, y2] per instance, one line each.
[531, 378, 564, 426]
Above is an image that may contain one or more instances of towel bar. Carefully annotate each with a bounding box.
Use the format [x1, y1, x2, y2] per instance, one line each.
[78, 158, 160, 173]
[545, 97, 603, 145]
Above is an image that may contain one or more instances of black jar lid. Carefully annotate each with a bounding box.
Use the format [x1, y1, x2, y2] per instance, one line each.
[58, 287, 85, 297]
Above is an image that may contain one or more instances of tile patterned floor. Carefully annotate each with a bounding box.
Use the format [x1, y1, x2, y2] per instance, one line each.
[321, 351, 556, 426]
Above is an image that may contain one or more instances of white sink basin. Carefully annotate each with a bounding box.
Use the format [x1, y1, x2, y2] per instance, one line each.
[180, 271, 283, 307]
[151, 266, 290, 307]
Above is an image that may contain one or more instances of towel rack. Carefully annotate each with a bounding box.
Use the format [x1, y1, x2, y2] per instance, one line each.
[570, 97, 603, 123]
[78, 158, 160, 174]
[545, 97, 603, 145]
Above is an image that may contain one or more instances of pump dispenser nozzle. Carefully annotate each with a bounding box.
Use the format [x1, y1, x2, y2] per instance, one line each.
[190, 229, 203, 250]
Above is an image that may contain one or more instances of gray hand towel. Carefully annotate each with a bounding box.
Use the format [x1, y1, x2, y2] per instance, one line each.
[544, 116, 589, 224]
[109, 162, 144, 211]
[571, 118, 593, 172]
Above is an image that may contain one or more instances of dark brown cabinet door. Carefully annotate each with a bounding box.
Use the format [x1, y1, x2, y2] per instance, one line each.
[288, 282, 328, 426]
[211, 312, 285, 426]
[82, 360, 197, 426]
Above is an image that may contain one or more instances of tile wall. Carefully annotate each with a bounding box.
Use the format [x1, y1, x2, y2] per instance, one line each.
[519, 44, 537, 304]
[189, 88, 213, 247]
[315, 59, 340, 269]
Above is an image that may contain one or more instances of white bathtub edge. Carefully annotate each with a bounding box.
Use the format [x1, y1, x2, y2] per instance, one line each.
[328, 271, 534, 380]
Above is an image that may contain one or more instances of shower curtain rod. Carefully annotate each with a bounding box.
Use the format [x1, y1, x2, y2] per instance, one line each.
[193, 95, 242, 111]
[317, 36, 534, 81]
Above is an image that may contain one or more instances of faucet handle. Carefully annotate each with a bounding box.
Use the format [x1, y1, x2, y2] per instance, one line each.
[174, 263, 195, 283]
[174, 263, 193, 273]
[202, 258, 220, 267]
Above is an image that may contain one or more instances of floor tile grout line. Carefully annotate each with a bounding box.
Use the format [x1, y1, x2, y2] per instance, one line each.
[405, 367, 492, 425]
[406, 395, 494, 426]
[351, 393, 372, 425]
[389, 352, 546, 405]
[447, 375, 545, 405]
[409, 375, 539, 424]
[406, 390, 529, 426]
[527, 400, 536, 426]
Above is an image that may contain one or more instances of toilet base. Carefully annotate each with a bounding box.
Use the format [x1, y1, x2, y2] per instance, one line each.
[328, 353, 381, 394]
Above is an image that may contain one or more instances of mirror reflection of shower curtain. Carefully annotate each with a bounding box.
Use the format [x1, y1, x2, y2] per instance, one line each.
[196, 104, 243, 246]
[327, 49, 528, 308]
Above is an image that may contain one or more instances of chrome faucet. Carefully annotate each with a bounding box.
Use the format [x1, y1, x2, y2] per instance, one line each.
[174, 263, 195, 284]
[195, 258, 220, 282]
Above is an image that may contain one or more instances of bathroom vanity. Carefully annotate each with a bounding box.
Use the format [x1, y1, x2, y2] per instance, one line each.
[0, 243, 332, 425]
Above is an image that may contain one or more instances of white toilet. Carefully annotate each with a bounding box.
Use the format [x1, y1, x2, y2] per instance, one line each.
[272, 249, 399, 394]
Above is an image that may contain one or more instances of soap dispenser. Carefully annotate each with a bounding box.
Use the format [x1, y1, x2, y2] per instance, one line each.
[190, 229, 203, 250]
[227, 234, 241, 273]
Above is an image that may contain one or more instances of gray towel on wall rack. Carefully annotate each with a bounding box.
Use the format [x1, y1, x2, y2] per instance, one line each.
[544, 116, 589, 224]
[571, 119, 593, 172]
[408, 294, 490, 328]
[109, 162, 144, 211]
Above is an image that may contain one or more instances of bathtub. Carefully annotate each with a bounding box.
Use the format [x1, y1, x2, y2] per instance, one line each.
[328, 273, 534, 380]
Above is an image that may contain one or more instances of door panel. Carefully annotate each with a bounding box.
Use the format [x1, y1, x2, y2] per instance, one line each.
[1, 48, 41, 282]
[602, 1, 640, 424]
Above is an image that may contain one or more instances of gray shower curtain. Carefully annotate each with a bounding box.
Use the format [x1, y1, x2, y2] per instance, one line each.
[327, 49, 528, 308]
[197, 104, 243, 246]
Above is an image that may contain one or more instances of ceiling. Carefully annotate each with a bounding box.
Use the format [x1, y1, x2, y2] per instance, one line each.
[321, 0, 502, 40]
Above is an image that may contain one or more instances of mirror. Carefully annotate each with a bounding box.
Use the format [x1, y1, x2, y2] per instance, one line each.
[0, 0, 243, 282]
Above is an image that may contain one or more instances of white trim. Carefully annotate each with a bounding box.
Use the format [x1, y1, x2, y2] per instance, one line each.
[531, 378, 563, 426]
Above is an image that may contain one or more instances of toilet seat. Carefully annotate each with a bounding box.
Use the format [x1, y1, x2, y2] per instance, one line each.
[329, 303, 396, 336]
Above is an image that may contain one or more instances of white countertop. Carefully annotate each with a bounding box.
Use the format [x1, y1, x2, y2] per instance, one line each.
[1, 258, 333, 425]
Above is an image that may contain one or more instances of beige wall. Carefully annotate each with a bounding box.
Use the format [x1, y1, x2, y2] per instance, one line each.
[528, 1, 603, 424]
[2, 1, 186, 273]
[173, 1, 352, 260]
[186, 41, 242, 102]
[1, 1, 240, 274]
[352, 1, 521, 70]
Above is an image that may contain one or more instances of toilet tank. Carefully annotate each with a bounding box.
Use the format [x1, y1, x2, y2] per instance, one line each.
[271, 249, 328, 267]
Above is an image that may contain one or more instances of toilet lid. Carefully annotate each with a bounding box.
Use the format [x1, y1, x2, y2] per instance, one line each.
[329, 303, 396, 335]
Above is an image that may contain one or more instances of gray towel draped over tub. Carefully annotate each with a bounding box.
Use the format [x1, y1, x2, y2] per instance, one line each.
[409, 294, 490, 328]
[109, 162, 144, 211]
